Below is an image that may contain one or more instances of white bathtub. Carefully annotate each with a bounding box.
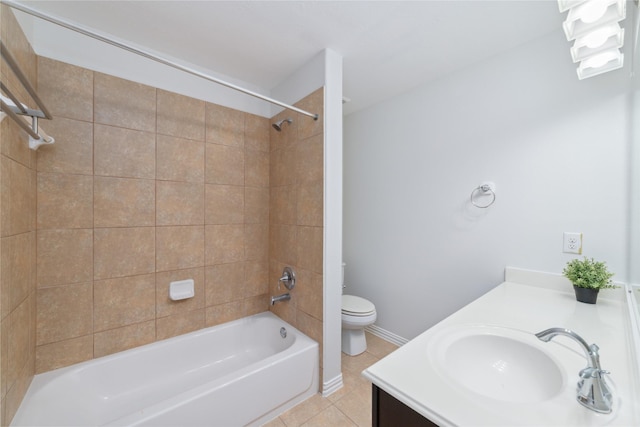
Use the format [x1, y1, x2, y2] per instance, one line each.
[12, 311, 319, 426]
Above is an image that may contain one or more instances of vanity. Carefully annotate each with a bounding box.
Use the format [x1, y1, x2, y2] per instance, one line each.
[363, 268, 640, 426]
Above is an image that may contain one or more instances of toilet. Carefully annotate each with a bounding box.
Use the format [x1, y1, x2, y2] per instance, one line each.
[341, 264, 377, 356]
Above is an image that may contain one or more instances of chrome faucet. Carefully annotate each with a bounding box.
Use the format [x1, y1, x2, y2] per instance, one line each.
[535, 327, 612, 414]
[270, 293, 291, 305]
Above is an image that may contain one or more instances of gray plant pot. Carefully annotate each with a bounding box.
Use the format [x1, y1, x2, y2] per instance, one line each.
[573, 285, 599, 304]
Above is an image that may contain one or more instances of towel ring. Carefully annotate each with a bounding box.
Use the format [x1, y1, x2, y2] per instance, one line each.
[470, 183, 496, 208]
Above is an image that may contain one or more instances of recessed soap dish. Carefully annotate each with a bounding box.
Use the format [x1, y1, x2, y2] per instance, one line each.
[169, 279, 194, 301]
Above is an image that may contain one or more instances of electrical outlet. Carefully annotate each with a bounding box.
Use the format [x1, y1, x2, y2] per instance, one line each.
[563, 232, 583, 254]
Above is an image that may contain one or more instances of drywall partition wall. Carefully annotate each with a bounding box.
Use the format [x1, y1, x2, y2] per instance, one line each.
[321, 48, 343, 397]
[344, 29, 631, 340]
[12, 7, 271, 117]
[270, 48, 344, 396]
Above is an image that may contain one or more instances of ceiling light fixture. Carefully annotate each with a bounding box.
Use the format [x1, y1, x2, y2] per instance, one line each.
[558, 0, 627, 79]
[577, 48, 624, 78]
[563, 0, 626, 40]
[571, 24, 624, 62]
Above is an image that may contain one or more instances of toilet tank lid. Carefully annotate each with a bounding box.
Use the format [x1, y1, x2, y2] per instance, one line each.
[342, 295, 375, 314]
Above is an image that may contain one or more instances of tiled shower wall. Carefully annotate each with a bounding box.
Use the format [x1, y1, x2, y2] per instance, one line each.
[268, 91, 324, 363]
[34, 62, 324, 372]
[33, 56, 275, 372]
[0, 5, 38, 425]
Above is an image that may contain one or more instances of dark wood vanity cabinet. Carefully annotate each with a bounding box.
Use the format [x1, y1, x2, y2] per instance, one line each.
[372, 385, 439, 427]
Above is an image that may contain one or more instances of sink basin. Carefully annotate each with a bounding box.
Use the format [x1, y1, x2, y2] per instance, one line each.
[431, 325, 565, 403]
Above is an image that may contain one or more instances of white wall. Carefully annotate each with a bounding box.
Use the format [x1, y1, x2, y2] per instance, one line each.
[344, 29, 632, 340]
[629, 5, 640, 285]
[13, 9, 272, 117]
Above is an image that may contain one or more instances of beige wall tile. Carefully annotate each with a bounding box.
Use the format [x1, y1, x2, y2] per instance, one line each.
[244, 295, 268, 317]
[1, 233, 31, 317]
[1, 157, 34, 237]
[269, 293, 296, 325]
[37, 173, 93, 229]
[205, 144, 244, 185]
[156, 135, 204, 183]
[245, 261, 268, 298]
[94, 274, 156, 332]
[35, 335, 93, 374]
[0, 109, 34, 170]
[36, 117, 93, 175]
[205, 225, 245, 265]
[156, 226, 204, 272]
[4, 359, 33, 427]
[295, 88, 324, 140]
[94, 227, 155, 280]
[2, 4, 37, 94]
[93, 320, 155, 358]
[269, 224, 297, 266]
[37, 57, 93, 122]
[156, 267, 204, 318]
[6, 298, 30, 388]
[37, 229, 93, 287]
[94, 124, 156, 179]
[1, 316, 9, 399]
[295, 311, 323, 352]
[204, 262, 244, 307]
[296, 180, 323, 227]
[94, 72, 156, 132]
[270, 185, 297, 225]
[36, 283, 92, 345]
[156, 309, 204, 341]
[297, 226, 323, 274]
[245, 149, 269, 188]
[205, 302, 244, 327]
[295, 134, 324, 184]
[245, 224, 268, 261]
[94, 177, 155, 228]
[157, 90, 205, 141]
[205, 184, 244, 224]
[205, 103, 244, 147]
[245, 114, 269, 152]
[296, 269, 323, 321]
[269, 147, 297, 187]
[157, 181, 204, 226]
[245, 187, 269, 224]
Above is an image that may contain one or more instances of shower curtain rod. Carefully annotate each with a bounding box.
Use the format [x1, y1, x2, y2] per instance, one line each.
[4, 1, 319, 121]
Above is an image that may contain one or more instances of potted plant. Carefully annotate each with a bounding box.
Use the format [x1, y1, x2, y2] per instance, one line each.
[563, 257, 617, 304]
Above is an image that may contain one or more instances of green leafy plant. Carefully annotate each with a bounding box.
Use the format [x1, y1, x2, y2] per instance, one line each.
[563, 257, 617, 290]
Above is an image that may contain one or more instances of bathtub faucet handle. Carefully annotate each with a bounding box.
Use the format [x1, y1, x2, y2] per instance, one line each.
[278, 267, 296, 290]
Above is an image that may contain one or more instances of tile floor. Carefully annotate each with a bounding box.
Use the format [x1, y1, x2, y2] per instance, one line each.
[263, 332, 399, 427]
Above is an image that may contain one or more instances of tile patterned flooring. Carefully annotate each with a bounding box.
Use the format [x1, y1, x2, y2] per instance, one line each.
[263, 332, 399, 427]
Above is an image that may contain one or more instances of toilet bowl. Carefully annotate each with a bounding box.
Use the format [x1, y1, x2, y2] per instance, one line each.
[342, 294, 377, 356]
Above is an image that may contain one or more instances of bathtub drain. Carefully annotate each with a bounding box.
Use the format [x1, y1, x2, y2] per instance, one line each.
[280, 327, 287, 338]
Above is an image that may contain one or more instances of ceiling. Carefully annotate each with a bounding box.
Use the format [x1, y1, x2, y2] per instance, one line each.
[13, 1, 564, 115]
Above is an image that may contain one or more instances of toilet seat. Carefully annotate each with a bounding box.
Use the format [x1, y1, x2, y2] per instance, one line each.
[342, 295, 376, 316]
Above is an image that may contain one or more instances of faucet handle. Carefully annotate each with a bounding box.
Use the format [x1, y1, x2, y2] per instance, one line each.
[579, 367, 610, 379]
[278, 267, 296, 290]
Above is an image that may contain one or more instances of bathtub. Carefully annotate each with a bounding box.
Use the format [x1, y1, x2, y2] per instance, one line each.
[12, 311, 319, 426]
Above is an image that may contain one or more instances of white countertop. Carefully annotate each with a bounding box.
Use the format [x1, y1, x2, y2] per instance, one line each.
[362, 268, 640, 426]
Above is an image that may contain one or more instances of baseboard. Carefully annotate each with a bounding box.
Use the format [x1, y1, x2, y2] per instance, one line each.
[322, 372, 344, 397]
[365, 324, 409, 347]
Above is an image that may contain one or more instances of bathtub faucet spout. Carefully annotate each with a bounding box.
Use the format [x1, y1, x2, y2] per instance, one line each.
[271, 293, 291, 305]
